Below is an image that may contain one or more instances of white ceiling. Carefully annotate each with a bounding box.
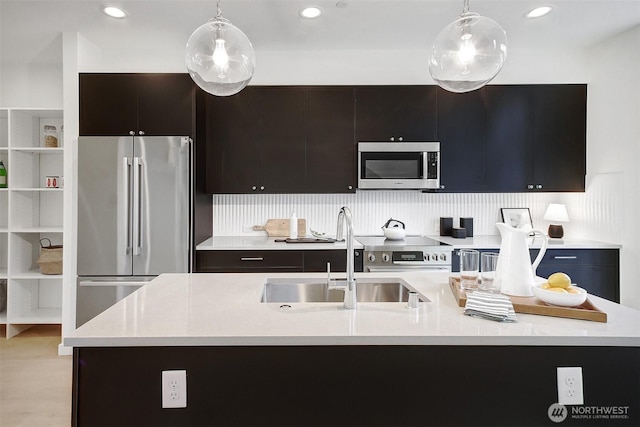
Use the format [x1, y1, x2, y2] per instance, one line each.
[1, 0, 639, 65]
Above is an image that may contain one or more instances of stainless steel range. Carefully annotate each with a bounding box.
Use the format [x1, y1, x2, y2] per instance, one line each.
[356, 236, 452, 272]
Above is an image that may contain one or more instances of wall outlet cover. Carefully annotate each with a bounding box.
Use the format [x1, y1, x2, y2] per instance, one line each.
[162, 370, 187, 408]
[557, 367, 584, 405]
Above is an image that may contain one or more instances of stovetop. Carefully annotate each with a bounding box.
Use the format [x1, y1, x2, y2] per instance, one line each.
[355, 235, 449, 249]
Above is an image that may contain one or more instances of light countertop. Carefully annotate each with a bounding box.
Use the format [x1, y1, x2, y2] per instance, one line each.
[65, 271, 640, 348]
[197, 236, 363, 251]
[432, 235, 622, 249]
[197, 235, 620, 251]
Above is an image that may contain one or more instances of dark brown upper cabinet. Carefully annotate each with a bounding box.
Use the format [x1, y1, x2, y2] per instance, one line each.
[203, 86, 306, 194]
[80, 73, 195, 137]
[436, 88, 486, 192]
[485, 84, 586, 192]
[306, 87, 356, 193]
[354, 86, 437, 142]
[202, 86, 356, 194]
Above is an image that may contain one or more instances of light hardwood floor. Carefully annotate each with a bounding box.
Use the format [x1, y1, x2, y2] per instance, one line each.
[0, 325, 72, 427]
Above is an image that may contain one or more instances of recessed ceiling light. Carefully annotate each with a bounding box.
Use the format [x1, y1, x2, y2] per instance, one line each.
[101, 5, 127, 19]
[525, 6, 553, 19]
[300, 6, 322, 19]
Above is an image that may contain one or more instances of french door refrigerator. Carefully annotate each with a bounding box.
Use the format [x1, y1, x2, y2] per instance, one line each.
[76, 136, 191, 326]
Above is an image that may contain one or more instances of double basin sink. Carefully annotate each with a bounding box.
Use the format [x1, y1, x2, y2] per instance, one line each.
[261, 277, 428, 304]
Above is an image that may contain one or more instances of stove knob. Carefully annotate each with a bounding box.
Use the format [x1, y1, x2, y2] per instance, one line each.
[382, 253, 390, 263]
[368, 253, 376, 263]
[440, 253, 447, 261]
[432, 254, 438, 261]
[424, 254, 430, 261]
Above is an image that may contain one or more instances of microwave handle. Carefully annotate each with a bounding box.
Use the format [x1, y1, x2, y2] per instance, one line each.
[421, 152, 427, 179]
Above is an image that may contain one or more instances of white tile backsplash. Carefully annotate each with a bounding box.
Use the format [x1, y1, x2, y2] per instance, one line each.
[212, 173, 622, 243]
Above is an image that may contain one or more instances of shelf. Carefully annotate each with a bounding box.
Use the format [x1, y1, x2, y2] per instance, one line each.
[11, 270, 63, 280]
[2, 108, 64, 338]
[11, 147, 63, 153]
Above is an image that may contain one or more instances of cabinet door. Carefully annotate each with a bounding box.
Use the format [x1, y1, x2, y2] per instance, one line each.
[306, 87, 356, 193]
[531, 249, 620, 302]
[532, 85, 586, 192]
[355, 86, 437, 142]
[195, 250, 303, 273]
[485, 85, 535, 192]
[204, 88, 260, 193]
[137, 74, 195, 137]
[256, 87, 306, 193]
[80, 74, 138, 136]
[437, 88, 485, 192]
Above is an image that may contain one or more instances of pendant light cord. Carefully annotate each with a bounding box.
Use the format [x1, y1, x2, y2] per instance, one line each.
[216, 0, 222, 18]
[462, 0, 470, 14]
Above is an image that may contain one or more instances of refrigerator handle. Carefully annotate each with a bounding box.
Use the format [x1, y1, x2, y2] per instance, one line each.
[132, 157, 143, 256]
[123, 157, 132, 255]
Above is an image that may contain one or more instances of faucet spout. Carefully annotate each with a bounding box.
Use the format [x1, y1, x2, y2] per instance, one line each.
[335, 206, 356, 309]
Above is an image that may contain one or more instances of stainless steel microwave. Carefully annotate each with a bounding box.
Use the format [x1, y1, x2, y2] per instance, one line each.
[358, 142, 440, 190]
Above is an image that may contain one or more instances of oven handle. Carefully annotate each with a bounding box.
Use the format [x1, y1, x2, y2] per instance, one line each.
[366, 266, 451, 272]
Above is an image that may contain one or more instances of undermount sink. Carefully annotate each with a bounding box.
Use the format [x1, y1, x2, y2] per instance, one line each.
[260, 277, 429, 303]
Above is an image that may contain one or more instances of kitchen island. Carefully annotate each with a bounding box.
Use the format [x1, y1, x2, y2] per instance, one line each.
[66, 272, 640, 426]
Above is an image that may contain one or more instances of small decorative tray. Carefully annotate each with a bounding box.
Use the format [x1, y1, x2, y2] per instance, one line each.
[449, 277, 607, 323]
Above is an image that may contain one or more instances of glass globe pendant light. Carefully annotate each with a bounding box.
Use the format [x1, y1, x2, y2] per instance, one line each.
[185, 0, 255, 96]
[429, 0, 507, 93]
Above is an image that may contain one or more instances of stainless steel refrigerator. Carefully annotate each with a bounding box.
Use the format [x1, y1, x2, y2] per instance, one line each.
[76, 136, 191, 326]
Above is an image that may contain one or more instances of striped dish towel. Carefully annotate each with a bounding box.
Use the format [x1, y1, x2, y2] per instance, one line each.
[464, 291, 517, 322]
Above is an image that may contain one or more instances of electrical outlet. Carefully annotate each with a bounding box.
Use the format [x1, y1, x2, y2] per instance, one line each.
[162, 370, 187, 408]
[557, 367, 584, 405]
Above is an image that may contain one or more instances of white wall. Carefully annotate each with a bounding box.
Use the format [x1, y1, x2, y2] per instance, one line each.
[587, 25, 640, 309]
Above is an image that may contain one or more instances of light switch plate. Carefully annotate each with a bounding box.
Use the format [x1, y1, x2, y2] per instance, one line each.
[557, 367, 584, 405]
[162, 370, 187, 408]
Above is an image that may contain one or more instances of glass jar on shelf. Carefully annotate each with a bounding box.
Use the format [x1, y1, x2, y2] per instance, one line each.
[43, 125, 58, 148]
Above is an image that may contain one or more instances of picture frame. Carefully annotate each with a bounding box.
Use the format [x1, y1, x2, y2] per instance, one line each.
[500, 208, 533, 230]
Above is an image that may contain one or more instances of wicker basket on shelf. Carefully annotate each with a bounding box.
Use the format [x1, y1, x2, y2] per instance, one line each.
[38, 238, 63, 275]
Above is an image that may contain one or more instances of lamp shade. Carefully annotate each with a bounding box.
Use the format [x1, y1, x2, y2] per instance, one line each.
[429, 11, 508, 93]
[185, 16, 255, 97]
[544, 204, 570, 223]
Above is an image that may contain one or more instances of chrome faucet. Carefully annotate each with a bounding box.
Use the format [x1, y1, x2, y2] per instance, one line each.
[328, 206, 357, 309]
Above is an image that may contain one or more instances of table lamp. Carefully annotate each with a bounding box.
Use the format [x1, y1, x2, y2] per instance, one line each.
[543, 203, 569, 238]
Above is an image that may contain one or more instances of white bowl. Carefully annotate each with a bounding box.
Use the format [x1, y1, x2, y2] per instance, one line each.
[531, 283, 588, 307]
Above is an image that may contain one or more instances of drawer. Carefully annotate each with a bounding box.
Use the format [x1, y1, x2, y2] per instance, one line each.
[531, 249, 619, 266]
[196, 250, 303, 273]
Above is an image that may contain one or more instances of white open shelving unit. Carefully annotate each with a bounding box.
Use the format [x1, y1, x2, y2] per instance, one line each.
[0, 108, 64, 338]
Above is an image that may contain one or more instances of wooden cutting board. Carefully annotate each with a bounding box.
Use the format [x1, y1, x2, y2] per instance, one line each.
[253, 219, 307, 237]
[449, 276, 607, 322]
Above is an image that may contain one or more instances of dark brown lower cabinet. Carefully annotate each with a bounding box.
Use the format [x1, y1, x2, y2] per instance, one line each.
[73, 345, 640, 426]
[195, 250, 363, 273]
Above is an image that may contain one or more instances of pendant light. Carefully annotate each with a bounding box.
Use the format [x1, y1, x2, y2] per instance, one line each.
[429, 0, 507, 93]
[185, 0, 255, 96]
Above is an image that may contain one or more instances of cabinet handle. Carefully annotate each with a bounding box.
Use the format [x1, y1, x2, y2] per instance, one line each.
[398, 136, 403, 141]
[348, 185, 353, 190]
[129, 131, 135, 136]
[536, 184, 543, 189]
[260, 186, 265, 191]
[527, 184, 534, 189]
[553, 256, 577, 260]
[138, 130, 145, 136]
[390, 137, 394, 141]
[251, 186, 257, 191]
[240, 257, 264, 261]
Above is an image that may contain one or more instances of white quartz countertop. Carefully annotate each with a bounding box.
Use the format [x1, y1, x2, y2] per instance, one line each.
[430, 235, 621, 250]
[65, 272, 640, 348]
[197, 235, 620, 251]
[197, 236, 363, 250]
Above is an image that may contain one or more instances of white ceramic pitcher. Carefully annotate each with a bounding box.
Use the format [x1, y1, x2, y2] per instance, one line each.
[494, 223, 548, 297]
